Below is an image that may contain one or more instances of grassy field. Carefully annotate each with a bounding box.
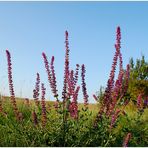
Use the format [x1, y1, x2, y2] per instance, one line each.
[0, 95, 147, 147]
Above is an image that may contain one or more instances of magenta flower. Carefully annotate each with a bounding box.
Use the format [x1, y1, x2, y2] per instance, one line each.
[42, 52, 52, 89]
[69, 84, 80, 119]
[123, 133, 132, 147]
[103, 79, 112, 114]
[110, 109, 121, 129]
[73, 64, 80, 90]
[102, 26, 123, 115]
[72, 86, 80, 103]
[69, 102, 78, 119]
[67, 70, 75, 97]
[69, 86, 80, 120]
[50, 56, 58, 98]
[33, 73, 40, 106]
[6, 50, 19, 120]
[81, 64, 89, 107]
[115, 26, 121, 51]
[110, 69, 124, 114]
[137, 94, 142, 110]
[124, 64, 130, 93]
[110, 26, 122, 91]
[62, 30, 70, 100]
[42, 53, 58, 100]
[41, 83, 47, 127]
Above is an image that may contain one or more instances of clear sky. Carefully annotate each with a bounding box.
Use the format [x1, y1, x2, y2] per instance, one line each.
[0, 2, 148, 103]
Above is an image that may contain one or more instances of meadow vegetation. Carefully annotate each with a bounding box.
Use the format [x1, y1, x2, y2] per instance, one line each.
[0, 27, 147, 147]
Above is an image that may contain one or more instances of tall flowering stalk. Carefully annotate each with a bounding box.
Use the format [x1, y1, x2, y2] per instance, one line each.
[109, 69, 124, 115]
[41, 83, 47, 127]
[103, 26, 122, 115]
[114, 26, 124, 97]
[6, 50, 19, 120]
[50, 56, 58, 98]
[62, 30, 70, 101]
[42, 53, 59, 101]
[123, 133, 132, 147]
[62, 31, 70, 145]
[103, 49, 119, 114]
[81, 64, 89, 107]
[42, 52, 52, 91]
[72, 86, 80, 103]
[109, 26, 122, 95]
[115, 26, 122, 72]
[33, 73, 40, 106]
[73, 64, 80, 90]
[94, 27, 130, 126]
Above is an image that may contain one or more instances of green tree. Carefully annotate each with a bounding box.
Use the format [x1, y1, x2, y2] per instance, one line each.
[128, 55, 148, 101]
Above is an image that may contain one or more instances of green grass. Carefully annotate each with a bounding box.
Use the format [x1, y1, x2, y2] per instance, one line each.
[0, 95, 147, 147]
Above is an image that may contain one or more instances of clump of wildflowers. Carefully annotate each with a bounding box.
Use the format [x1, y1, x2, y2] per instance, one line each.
[95, 26, 130, 125]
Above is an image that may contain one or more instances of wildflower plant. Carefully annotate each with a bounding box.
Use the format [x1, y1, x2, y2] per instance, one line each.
[6, 50, 20, 120]
[0, 27, 147, 147]
[33, 73, 40, 106]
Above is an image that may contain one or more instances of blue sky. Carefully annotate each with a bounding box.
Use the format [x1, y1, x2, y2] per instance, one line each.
[0, 2, 148, 103]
